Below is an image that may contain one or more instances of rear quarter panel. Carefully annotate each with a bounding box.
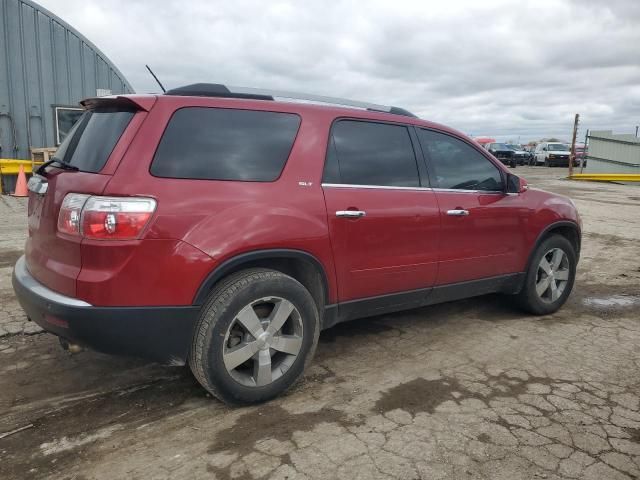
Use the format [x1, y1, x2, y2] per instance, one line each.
[98, 98, 338, 306]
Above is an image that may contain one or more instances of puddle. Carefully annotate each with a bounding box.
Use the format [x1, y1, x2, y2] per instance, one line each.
[582, 295, 640, 308]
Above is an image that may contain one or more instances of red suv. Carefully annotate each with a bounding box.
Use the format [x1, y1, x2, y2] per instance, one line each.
[13, 84, 581, 404]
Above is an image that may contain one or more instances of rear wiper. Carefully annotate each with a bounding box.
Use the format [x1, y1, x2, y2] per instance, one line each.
[36, 158, 79, 176]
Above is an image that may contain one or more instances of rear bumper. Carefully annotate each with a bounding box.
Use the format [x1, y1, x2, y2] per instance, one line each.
[12, 255, 199, 365]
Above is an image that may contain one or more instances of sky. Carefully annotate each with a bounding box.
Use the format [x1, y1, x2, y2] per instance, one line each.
[38, 0, 640, 143]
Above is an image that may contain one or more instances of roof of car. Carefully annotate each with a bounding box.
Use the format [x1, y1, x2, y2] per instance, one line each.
[164, 83, 418, 119]
[82, 86, 470, 142]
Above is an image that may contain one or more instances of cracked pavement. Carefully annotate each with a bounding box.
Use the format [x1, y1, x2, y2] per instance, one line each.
[1, 167, 639, 479]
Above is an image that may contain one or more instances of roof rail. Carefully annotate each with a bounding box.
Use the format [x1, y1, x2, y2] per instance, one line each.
[164, 83, 417, 118]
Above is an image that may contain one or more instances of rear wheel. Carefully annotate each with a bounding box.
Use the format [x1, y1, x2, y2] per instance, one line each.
[515, 235, 576, 315]
[190, 269, 319, 405]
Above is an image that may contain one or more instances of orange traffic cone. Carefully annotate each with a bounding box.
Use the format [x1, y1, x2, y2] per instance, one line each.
[13, 164, 28, 197]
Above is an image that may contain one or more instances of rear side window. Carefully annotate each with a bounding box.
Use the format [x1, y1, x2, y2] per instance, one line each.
[56, 108, 135, 173]
[151, 108, 301, 181]
[417, 129, 504, 191]
[323, 120, 420, 187]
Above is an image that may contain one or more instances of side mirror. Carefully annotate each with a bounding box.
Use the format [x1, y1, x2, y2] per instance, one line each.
[542, 147, 548, 151]
[506, 173, 528, 194]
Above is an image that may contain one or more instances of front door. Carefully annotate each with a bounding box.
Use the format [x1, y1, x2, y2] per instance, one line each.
[416, 128, 527, 285]
[322, 120, 440, 301]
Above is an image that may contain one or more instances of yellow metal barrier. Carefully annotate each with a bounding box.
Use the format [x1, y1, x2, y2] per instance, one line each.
[569, 173, 640, 182]
[0, 159, 44, 194]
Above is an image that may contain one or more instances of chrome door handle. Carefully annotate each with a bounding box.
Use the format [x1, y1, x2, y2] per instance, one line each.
[446, 209, 469, 216]
[336, 210, 366, 218]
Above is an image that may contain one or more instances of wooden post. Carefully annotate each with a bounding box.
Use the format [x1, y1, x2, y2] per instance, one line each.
[569, 114, 579, 177]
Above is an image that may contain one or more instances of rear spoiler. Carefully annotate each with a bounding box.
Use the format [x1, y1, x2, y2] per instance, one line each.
[80, 95, 157, 112]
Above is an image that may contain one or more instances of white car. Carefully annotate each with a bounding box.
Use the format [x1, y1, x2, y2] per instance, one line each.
[534, 142, 572, 167]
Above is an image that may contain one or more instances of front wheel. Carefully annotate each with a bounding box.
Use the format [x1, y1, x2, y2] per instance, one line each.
[190, 269, 320, 405]
[515, 235, 577, 315]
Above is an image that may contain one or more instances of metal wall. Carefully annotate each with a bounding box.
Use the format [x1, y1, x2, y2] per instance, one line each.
[585, 130, 640, 174]
[0, 0, 133, 159]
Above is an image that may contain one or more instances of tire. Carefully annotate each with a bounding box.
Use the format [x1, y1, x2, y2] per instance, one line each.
[189, 268, 320, 405]
[515, 234, 577, 315]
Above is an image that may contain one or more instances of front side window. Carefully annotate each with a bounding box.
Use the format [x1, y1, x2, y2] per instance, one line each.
[323, 120, 420, 187]
[418, 129, 504, 192]
[151, 108, 301, 181]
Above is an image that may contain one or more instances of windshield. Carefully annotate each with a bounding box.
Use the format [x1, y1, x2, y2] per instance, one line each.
[548, 143, 569, 151]
[490, 143, 510, 150]
[53, 107, 135, 172]
[507, 144, 523, 151]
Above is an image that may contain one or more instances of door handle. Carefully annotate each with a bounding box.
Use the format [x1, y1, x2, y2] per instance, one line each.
[446, 209, 469, 216]
[336, 210, 366, 218]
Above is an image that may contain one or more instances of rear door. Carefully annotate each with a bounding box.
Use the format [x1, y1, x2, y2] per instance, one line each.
[416, 128, 526, 285]
[25, 106, 137, 296]
[322, 119, 440, 301]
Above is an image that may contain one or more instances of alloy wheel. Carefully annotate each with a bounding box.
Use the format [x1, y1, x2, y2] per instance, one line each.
[535, 248, 570, 303]
[222, 297, 303, 387]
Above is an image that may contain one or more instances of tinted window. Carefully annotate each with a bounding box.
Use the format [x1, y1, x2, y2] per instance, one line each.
[418, 129, 503, 191]
[151, 108, 301, 181]
[56, 108, 135, 172]
[323, 120, 419, 187]
[55, 107, 83, 144]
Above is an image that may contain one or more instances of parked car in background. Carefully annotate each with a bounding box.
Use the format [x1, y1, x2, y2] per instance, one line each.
[485, 142, 517, 168]
[507, 144, 530, 165]
[524, 146, 537, 165]
[13, 83, 581, 405]
[534, 142, 574, 167]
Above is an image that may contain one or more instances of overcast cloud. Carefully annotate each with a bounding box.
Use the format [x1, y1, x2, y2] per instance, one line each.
[38, 0, 640, 142]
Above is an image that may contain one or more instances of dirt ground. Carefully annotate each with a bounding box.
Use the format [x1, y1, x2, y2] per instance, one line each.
[1, 166, 639, 480]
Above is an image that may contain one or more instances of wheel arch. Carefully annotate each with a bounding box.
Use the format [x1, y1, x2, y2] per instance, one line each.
[193, 249, 331, 310]
[526, 221, 581, 272]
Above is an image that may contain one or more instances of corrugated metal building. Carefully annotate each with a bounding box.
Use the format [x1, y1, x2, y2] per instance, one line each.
[0, 0, 133, 160]
[585, 130, 640, 174]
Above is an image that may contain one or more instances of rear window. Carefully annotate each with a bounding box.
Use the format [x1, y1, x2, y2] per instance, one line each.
[55, 107, 135, 173]
[322, 120, 420, 187]
[150, 107, 301, 181]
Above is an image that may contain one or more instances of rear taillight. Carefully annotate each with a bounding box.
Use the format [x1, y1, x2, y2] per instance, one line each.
[57, 194, 90, 235]
[57, 194, 156, 240]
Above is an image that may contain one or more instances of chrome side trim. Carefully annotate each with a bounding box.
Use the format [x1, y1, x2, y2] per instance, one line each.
[432, 188, 504, 195]
[321, 183, 432, 191]
[13, 256, 92, 307]
[321, 183, 504, 195]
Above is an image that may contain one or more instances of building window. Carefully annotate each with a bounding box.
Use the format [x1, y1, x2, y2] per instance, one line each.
[54, 107, 84, 145]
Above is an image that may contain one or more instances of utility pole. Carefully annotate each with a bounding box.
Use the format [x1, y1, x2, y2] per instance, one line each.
[569, 114, 579, 177]
[636, 125, 639, 137]
[580, 128, 589, 174]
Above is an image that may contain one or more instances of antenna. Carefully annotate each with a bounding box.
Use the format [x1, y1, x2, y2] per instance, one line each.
[145, 65, 166, 93]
